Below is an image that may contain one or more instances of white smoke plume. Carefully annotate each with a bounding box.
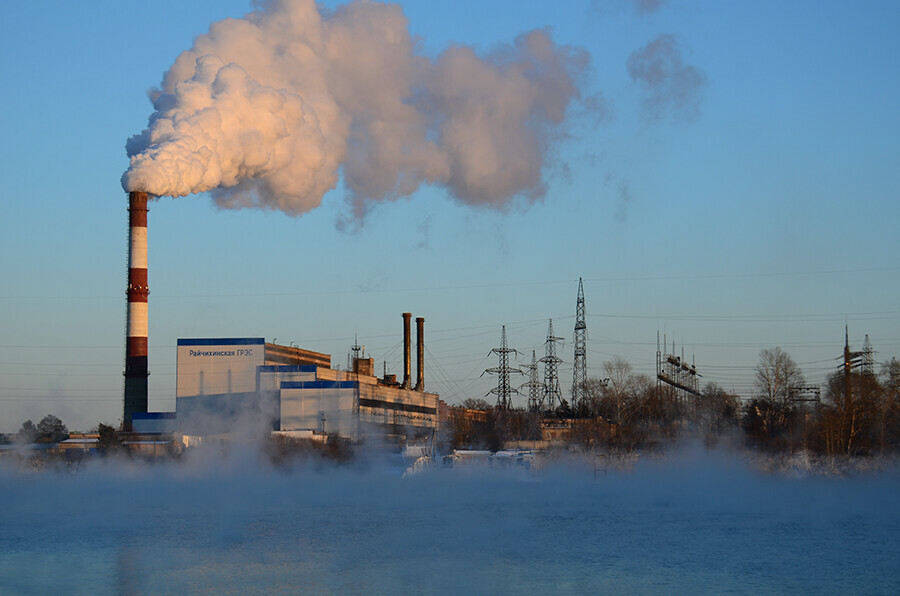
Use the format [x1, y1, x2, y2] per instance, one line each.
[123, 0, 592, 217]
[627, 33, 706, 122]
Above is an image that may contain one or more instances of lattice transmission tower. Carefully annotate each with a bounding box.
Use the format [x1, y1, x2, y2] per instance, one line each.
[861, 334, 876, 375]
[541, 319, 564, 412]
[572, 277, 587, 410]
[484, 325, 522, 409]
[520, 350, 544, 412]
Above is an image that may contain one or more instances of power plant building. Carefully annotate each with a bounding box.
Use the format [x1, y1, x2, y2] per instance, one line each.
[174, 315, 438, 440]
[123, 191, 435, 440]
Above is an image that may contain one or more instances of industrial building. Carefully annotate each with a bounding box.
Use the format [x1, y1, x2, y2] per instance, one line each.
[123, 191, 437, 442]
[171, 313, 439, 442]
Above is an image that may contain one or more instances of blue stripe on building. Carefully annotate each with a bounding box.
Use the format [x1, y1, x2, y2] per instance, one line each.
[280, 380, 358, 390]
[258, 365, 318, 373]
[178, 338, 265, 346]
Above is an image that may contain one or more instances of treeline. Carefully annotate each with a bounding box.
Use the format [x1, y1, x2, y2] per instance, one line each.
[3, 415, 69, 444]
[445, 379, 739, 452]
[2, 417, 127, 455]
[446, 349, 900, 457]
[744, 349, 900, 455]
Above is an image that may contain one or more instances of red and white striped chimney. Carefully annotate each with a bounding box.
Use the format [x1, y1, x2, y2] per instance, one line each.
[124, 191, 149, 430]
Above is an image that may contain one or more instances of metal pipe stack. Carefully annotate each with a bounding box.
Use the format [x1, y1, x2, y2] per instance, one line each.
[401, 312, 412, 389]
[414, 316, 425, 392]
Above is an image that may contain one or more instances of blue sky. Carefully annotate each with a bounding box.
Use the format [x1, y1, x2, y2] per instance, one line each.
[1, 0, 898, 432]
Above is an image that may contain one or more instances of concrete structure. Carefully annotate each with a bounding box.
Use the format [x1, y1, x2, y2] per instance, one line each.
[174, 316, 437, 441]
[124, 190, 150, 429]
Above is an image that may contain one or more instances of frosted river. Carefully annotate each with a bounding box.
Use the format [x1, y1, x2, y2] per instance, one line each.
[1, 447, 897, 595]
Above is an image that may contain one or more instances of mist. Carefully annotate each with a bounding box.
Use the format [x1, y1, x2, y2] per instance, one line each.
[2, 445, 898, 594]
[123, 0, 593, 218]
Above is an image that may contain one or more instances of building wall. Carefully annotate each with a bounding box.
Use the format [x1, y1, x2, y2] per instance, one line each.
[176, 338, 265, 397]
[132, 412, 177, 434]
[264, 343, 331, 368]
[258, 365, 317, 392]
[177, 391, 279, 435]
[280, 381, 358, 437]
[358, 384, 438, 433]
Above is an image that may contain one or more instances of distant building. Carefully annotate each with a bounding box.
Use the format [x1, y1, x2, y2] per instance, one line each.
[173, 317, 437, 442]
[57, 434, 100, 456]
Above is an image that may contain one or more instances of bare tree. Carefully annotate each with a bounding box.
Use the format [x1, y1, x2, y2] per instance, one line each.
[744, 348, 805, 450]
[880, 358, 900, 451]
[599, 357, 649, 448]
[603, 356, 634, 398]
[579, 378, 608, 417]
[601, 357, 632, 428]
[461, 398, 491, 410]
[818, 369, 882, 455]
[882, 358, 900, 402]
[697, 382, 740, 444]
[754, 347, 805, 405]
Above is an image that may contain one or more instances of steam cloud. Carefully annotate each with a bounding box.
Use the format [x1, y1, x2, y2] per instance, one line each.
[590, 0, 667, 17]
[627, 33, 706, 122]
[632, 0, 667, 15]
[123, 0, 591, 217]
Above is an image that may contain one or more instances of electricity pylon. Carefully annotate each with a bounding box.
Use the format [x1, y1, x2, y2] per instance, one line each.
[484, 325, 522, 409]
[572, 277, 587, 410]
[541, 319, 564, 412]
[520, 350, 544, 412]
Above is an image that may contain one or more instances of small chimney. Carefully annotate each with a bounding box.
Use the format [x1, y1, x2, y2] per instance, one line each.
[401, 312, 412, 389]
[414, 316, 425, 391]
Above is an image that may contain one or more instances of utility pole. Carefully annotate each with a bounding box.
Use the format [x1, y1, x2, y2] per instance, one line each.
[844, 326, 860, 406]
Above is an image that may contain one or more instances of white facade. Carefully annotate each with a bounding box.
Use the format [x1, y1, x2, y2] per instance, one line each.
[176, 338, 265, 397]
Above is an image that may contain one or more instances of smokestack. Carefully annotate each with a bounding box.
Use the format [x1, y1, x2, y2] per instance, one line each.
[414, 316, 425, 392]
[401, 312, 412, 389]
[124, 191, 149, 430]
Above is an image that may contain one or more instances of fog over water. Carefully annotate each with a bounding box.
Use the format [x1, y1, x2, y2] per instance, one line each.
[2, 446, 898, 595]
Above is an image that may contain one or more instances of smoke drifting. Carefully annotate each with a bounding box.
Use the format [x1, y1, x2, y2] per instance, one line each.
[632, 0, 667, 15]
[590, 0, 667, 17]
[123, 0, 591, 217]
[627, 34, 706, 122]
